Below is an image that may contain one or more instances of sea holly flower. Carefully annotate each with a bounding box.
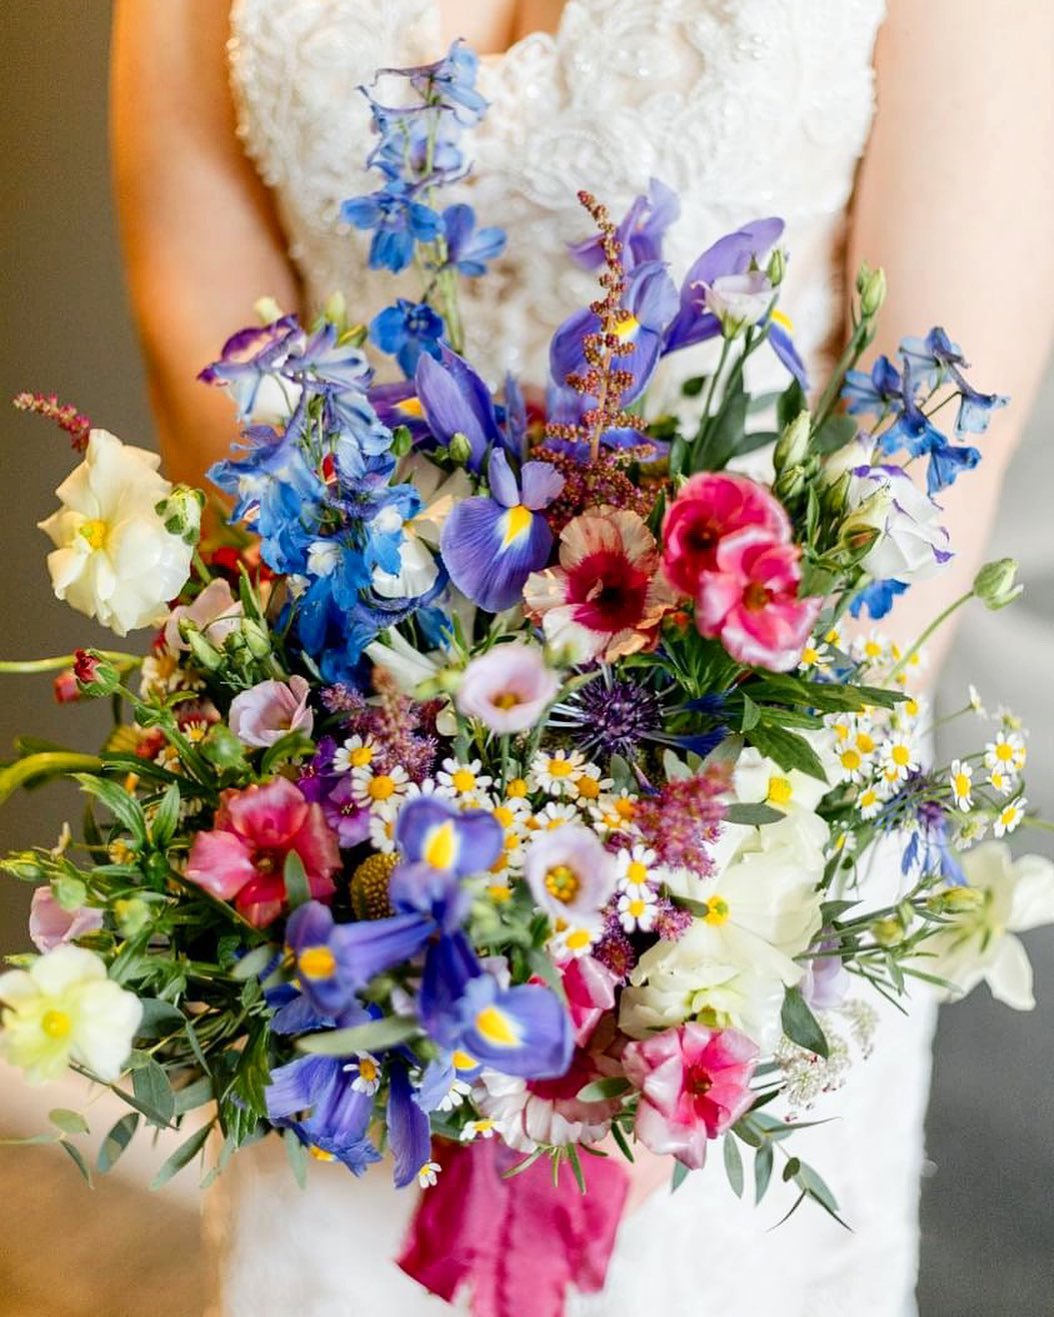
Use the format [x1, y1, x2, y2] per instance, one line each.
[441, 203, 507, 277]
[694, 528, 821, 672]
[228, 675, 315, 748]
[455, 642, 560, 734]
[440, 449, 564, 613]
[341, 180, 443, 274]
[524, 508, 678, 663]
[569, 177, 680, 273]
[0, 945, 141, 1084]
[185, 779, 341, 927]
[370, 299, 445, 377]
[266, 1053, 381, 1175]
[622, 1023, 758, 1169]
[38, 429, 195, 636]
[661, 471, 791, 597]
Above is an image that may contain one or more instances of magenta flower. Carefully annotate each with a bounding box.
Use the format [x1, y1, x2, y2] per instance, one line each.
[163, 577, 243, 652]
[455, 642, 559, 734]
[661, 471, 791, 597]
[228, 675, 315, 748]
[185, 778, 341, 927]
[28, 887, 104, 953]
[694, 528, 821, 672]
[560, 955, 619, 1048]
[622, 1023, 758, 1169]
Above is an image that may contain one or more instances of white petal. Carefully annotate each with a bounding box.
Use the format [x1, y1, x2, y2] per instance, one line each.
[1008, 853, 1054, 932]
[984, 934, 1035, 1011]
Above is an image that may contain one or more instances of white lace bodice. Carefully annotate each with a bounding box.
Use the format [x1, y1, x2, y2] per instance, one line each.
[229, 0, 884, 392]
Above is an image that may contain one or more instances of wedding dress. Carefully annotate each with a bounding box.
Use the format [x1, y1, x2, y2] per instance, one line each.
[205, 3, 938, 1313]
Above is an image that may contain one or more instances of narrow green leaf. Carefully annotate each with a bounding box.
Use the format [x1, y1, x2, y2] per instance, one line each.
[739, 692, 761, 733]
[723, 1133, 744, 1198]
[261, 731, 315, 777]
[49, 1108, 90, 1136]
[811, 413, 858, 456]
[230, 944, 277, 982]
[576, 1077, 631, 1103]
[671, 1161, 691, 1193]
[566, 1144, 587, 1195]
[184, 1019, 212, 1074]
[724, 802, 785, 827]
[796, 1160, 841, 1216]
[97, 1112, 140, 1174]
[502, 1148, 545, 1180]
[149, 783, 182, 850]
[150, 1122, 213, 1190]
[0, 753, 103, 808]
[283, 850, 311, 910]
[60, 1138, 94, 1185]
[74, 773, 148, 843]
[780, 986, 829, 1059]
[296, 1016, 420, 1056]
[754, 1142, 774, 1203]
[782, 1155, 802, 1182]
[609, 1120, 635, 1164]
[173, 1076, 215, 1115]
[284, 1127, 308, 1189]
[132, 1058, 176, 1127]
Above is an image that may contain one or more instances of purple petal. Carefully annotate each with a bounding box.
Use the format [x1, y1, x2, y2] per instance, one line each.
[457, 977, 573, 1079]
[388, 1064, 432, 1188]
[330, 912, 434, 986]
[520, 461, 565, 511]
[395, 796, 503, 877]
[488, 448, 520, 508]
[441, 496, 552, 612]
[666, 217, 785, 351]
[549, 305, 598, 389]
[626, 261, 679, 331]
[768, 323, 809, 389]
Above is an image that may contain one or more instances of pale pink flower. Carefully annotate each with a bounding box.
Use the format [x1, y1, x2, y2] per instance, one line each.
[185, 778, 340, 927]
[473, 1049, 622, 1152]
[163, 577, 243, 652]
[456, 643, 559, 734]
[622, 1023, 758, 1169]
[28, 887, 104, 953]
[662, 472, 790, 596]
[524, 825, 617, 931]
[229, 675, 315, 748]
[694, 528, 821, 672]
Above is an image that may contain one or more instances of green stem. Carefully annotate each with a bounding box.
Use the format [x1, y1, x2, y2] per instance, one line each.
[694, 337, 732, 451]
[886, 590, 975, 683]
[0, 651, 141, 675]
[811, 314, 875, 435]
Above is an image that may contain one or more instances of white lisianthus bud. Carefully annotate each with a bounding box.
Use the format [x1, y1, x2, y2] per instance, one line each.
[703, 272, 774, 338]
[37, 430, 195, 636]
[856, 262, 887, 318]
[773, 410, 811, 473]
[973, 558, 1023, 610]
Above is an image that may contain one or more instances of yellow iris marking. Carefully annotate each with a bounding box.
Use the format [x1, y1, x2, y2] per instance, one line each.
[475, 1005, 520, 1047]
[41, 1009, 71, 1040]
[423, 821, 458, 871]
[397, 395, 424, 417]
[702, 895, 730, 926]
[79, 518, 107, 550]
[298, 946, 337, 980]
[767, 776, 793, 806]
[451, 769, 477, 793]
[308, 1146, 336, 1162]
[368, 774, 397, 801]
[770, 308, 795, 332]
[451, 1049, 478, 1071]
[615, 312, 640, 341]
[350, 745, 374, 768]
[501, 504, 533, 548]
[545, 864, 580, 903]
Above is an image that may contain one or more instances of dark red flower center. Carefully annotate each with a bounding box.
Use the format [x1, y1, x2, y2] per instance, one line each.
[743, 581, 772, 612]
[568, 549, 650, 633]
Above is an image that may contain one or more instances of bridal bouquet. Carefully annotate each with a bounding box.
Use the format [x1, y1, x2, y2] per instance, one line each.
[4, 42, 1053, 1314]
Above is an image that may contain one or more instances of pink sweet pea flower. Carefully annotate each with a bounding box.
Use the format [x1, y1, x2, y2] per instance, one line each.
[662, 472, 790, 596]
[28, 887, 104, 953]
[163, 577, 243, 652]
[456, 642, 559, 734]
[185, 778, 341, 927]
[695, 528, 821, 672]
[228, 675, 315, 748]
[622, 1023, 758, 1169]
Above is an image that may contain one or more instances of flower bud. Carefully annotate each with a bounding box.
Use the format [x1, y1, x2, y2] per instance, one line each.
[870, 916, 904, 947]
[53, 668, 82, 704]
[390, 424, 414, 458]
[254, 296, 286, 324]
[114, 896, 152, 938]
[927, 886, 985, 916]
[774, 410, 810, 473]
[200, 723, 250, 772]
[856, 262, 887, 318]
[53, 875, 89, 912]
[238, 618, 274, 660]
[448, 432, 473, 467]
[773, 466, 806, 505]
[973, 558, 1023, 610]
[156, 485, 205, 546]
[183, 625, 225, 673]
[766, 247, 787, 288]
[73, 648, 121, 698]
[1, 853, 45, 883]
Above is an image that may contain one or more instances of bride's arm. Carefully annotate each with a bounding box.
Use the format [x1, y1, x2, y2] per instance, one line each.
[111, 0, 301, 487]
[847, 0, 1054, 672]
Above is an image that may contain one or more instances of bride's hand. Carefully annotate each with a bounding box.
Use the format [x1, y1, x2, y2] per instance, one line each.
[597, 1136, 673, 1217]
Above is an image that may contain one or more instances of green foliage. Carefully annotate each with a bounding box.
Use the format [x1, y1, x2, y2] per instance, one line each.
[780, 986, 829, 1059]
[743, 722, 828, 783]
[150, 1121, 215, 1190]
[97, 1113, 140, 1174]
[297, 1016, 421, 1057]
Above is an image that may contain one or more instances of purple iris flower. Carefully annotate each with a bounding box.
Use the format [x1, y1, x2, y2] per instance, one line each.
[266, 1054, 382, 1175]
[440, 449, 564, 612]
[395, 795, 504, 883]
[198, 316, 302, 418]
[341, 180, 443, 274]
[368, 380, 432, 439]
[388, 1061, 433, 1188]
[568, 177, 681, 272]
[442, 203, 507, 277]
[284, 901, 370, 1017]
[415, 345, 504, 470]
[549, 259, 679, 404]
[370, 298, 445, 377]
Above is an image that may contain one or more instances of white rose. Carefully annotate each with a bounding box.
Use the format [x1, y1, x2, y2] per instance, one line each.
[620, 956, 785, 1051]
[845, 464, 950, 583]
[38, 430, 195, 635]
[0, 944, 142, 1084]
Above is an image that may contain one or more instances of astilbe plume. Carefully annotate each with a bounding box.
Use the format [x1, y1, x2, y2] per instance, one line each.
[13, 391, 91, 451]
[535, 445, 654, 535]
[635, 766, 729, 873]
[327, 667, 437, 782]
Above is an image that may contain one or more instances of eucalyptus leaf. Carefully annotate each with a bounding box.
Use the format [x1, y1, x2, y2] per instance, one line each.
[136, 997, 186, 1040]
[284, 1127, 308, 1189]
[150, 1122, 213, 1190]
[723, 1133, 744, 1198]
[97, 1112, 140, 1173]
[671, 1161, 691, 1193]
[296, 1016, 420, 1056]
[811, 413, 858, 456]
[780, 986, 829, 1059]
[60, 1139, 93, 1185]
[231, 944, 278, 982]
[49, 1108, 89, 1136]
[724, 802, 785, 827]
[132, 1058, 176, 1127]
[283, 850, 311, 910]
[754, 1142, 774, 1203]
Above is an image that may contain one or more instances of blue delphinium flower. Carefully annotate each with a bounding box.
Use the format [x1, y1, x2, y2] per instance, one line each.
[439, 448, 564, 612]
[342, 180, 443, 274]
[901, 327, 1009, 437]
[849, 577, 909, 621]
[370, 299, 446, 377]
[398, 40, 488, 125]
[441, 203, 507, 277]
[843, 354, 904, 417]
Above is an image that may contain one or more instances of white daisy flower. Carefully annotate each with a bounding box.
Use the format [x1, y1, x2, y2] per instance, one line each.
[589, 790, 640, 835]
[344, 1052, 381, 1096]
[350, 762, 410, 808]
[368, 799, 401, 853]
[616, 845, 659, 894]
[993, 797, 1027, 839]
[417, 1161, 442, 1189]
[436, 1077, 472, 1112]
[834, 743, 869, 783]
[985, 733, 1026, 775]
[531, 749, 586, 798]
[572, 762, 611, 806]
[948, 760, 974, 811]
[437, 757, 493, 801]
[856, 784, 884, 821]
[617, 887, 658, 933]
[988, 765, 1015, 796]
[459, 1119, 497, 1142]
[332, 734, 377, 775]
[968, 684, 987, 717]
[881, 736, 919, 783]
[536, 801, 579, 831]
[798, 639, 833, 673]
[548, 922, 596, 959]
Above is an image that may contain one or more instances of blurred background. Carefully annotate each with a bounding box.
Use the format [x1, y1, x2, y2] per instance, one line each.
[0, 6, 1051, 1315]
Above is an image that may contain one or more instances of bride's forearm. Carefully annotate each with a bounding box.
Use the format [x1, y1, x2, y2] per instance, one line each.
[846, 0, 1054, 678]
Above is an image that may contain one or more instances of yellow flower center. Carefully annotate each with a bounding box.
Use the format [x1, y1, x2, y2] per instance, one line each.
[625, 859, 649, 886]
[614, 798, 636, 820]
[564, 928, 593, 953]
[493, 805, 516, 827]
[79, 518, 108, 551]
[840, 749, 862, 772]
[767, 776, 793, 806]
[864, 640, 883, 659]
[488, 883, 513, 903]
[577, 775, 600, 800]
[891, 744, 911, 767]
[702, 895, 730, 926]
[350, 745, 374, 768]
[451, 768, 477, 793]
[953, 773, 971, 799]
[308, 1146, 336, 1162]
[628, 898, 647, 919]
[506, 779, 529, 798]
[451, 1049, 478, 1072]
[358, 1056, 379, 1084]
[547, 758, 573, 778]
[995, 742, 1014, 763]
[492, 690, 522, 710]
[368, 774, 397, 801]
[41, 1009, 72, 1040]
[298, 946, 337, 981]
[544, 863, 580, 903]
[856, 732, 876, 754]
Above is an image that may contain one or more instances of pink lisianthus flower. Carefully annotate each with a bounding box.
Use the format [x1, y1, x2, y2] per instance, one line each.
[228, 675, 315, 748]
[694, 528, 821, 672]
[523, 507, 678, 663]
[28, 887, 104, 953]
[622, 1023, 758, 1169]
[185, 778, 340, 927]
[525, 825, 618, 934]
[662, 472, 790, 596]
[456, 642, 559, 734]
[163, 577, 243, 652]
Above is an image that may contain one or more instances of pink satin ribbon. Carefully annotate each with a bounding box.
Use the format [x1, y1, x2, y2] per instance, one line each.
[398, 1138, 630, 1315]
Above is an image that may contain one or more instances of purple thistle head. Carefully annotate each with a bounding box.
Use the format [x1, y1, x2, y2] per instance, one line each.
[561, 674, 664, 760]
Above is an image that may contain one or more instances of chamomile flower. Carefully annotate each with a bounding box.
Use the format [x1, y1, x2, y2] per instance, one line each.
[489, 801, 531, 873]
[531, 749, 586, 798]
[459, 1118, 497, 1142]
[996, 705, 1024, 732]
[417, 1161, 442, 1189]
[536, 801, 579, 831]
[572, 762, 610, 804]
[548, 921, 596, 959]
[985, 733, 1026, 775]
[617, 886, 658, 933]
[881, 736, 919, 784]
[350, 762, 410, 808]
[968, 684, 987, 717]
[345, 1052, 381, 1096]
[436, 757, 493, 802]
[616, 844, 659, 894]
[332, 734, 377, 774]
[590, 789, 640, 835]
[503, 775, 533, 800]
[798, 639, 833, 673]
[368, 799, 401, 853]
[854, 632, 891, 667]
[988, 765, 1014, 795]
[436, 1077, 472, 1112]
[948, 760, 974, 811]
[856, 784, 884, 821]
[829, 827, 857, 857]
[993, 796, 1027, 838]
[835, 743, 869, 783]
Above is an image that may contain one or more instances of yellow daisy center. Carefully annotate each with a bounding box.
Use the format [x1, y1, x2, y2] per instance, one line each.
[625, 860, 649, 886]
[451, 768, 477, 793]
[577, 775, 600, 800]
[368, 774, 397, 801]
[357, 1056, 379, 1084]
[891, 745, 911, 767]
[349, 745, 374, 768]
[547, 758, 573, 778]
[953, 773, 971, 798]
[564, 928, 593, 953]
[506, 779, 529, 798]
[840, 748, 862, 772]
